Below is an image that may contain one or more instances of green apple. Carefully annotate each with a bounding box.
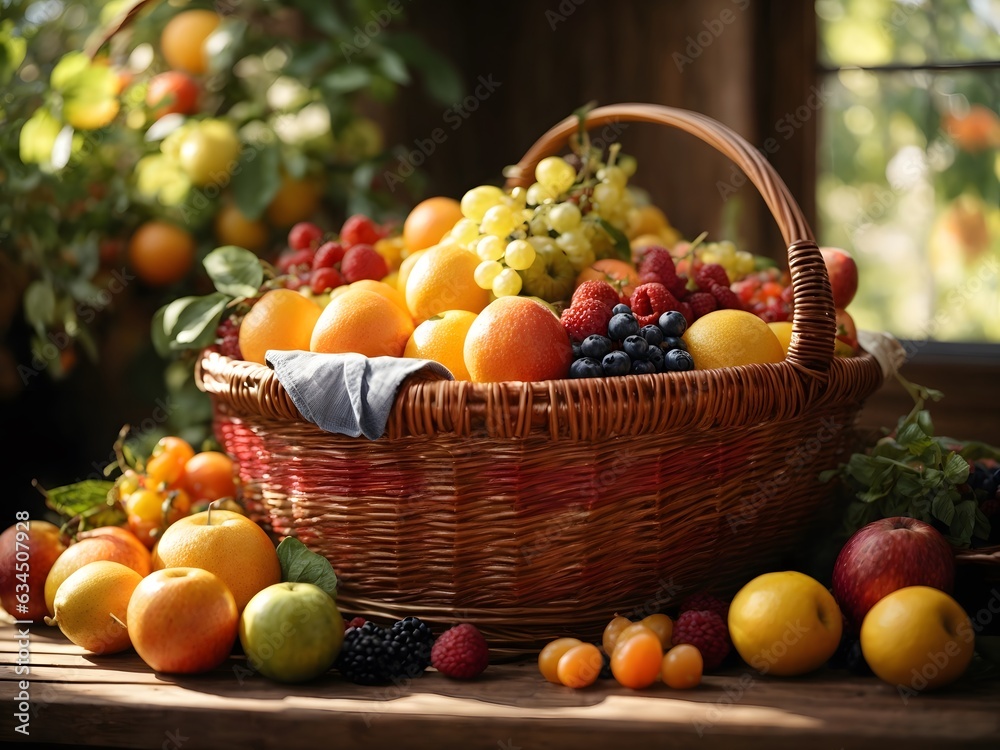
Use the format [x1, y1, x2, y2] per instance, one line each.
[239, 582, 343, 683]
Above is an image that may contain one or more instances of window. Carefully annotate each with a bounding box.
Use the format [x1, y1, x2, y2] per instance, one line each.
[816, 0, 1000, 343]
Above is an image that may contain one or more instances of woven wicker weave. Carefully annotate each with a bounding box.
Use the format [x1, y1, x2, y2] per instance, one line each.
[196, 104, 887, 654]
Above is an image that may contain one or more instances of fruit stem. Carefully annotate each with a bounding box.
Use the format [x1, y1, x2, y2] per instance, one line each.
[109, 613, 126, 630]
[43, 615, 57, 627]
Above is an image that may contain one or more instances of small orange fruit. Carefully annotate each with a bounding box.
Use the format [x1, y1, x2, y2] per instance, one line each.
[311, 288, 414, 358]
[403, 310, 478, 380]
[128, 221, 195, 287]
[405, 244, 490, 323]
[160, 10, 221, 75]
[238, 289, 322, 365]
[403, 196, 464, 252]
[464, 296, 572, 383]
[265, 175, 322, 228]
[215, 202, 270, 252]
[683, 309, 785, 370]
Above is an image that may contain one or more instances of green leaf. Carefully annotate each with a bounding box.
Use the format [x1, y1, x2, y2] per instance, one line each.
[323, 65, 373, 94]
[597, 218, 632, 261]
[950, 501, 977, 547]
[376, 46, 410, 85]
[276, 537, 338, 599]
[897, 421, 932, 454]
[943, 452, 971, 485]
[234, 142, 282, 220]
[845, 453, 878, 486]
[39, 479, 125, 530]
[24, 279, 56, 332]
[917, 410, 934, 435]
[382, 32, 463, 105]
[160, 293, 230, 351]
[931, 491, 956, 526]
[974, 506, 992, 541]
[819, 468, 839, 483]
[151, 306, 172, 358]
[203, 246, 263, 298]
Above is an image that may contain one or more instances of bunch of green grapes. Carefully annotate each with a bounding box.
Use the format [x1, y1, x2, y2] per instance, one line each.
[696, 240, 756, 282]
[439, 148, 636, 302]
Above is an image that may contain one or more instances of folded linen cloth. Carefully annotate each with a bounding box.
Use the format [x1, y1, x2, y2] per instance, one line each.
[857, 330, 906, 382]
[265, 350, 453, 439]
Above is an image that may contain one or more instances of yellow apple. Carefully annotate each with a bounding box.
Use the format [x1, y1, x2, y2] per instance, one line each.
[861, 586, 974, 692]
[728, 571, 843, 676]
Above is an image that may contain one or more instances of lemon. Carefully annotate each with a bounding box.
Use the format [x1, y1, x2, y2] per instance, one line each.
[683, 309, 785, 370]
[45, 560, 142, 654]
[767, 321, 794, 357]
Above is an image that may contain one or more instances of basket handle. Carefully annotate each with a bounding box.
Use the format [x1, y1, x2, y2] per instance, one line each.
[504, 103, 836, 377]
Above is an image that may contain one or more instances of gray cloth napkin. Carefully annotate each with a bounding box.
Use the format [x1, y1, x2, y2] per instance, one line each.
[265, 350, 453, 439]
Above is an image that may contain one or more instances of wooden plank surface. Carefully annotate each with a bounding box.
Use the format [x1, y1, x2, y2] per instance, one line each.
[2, 627, 999, 749]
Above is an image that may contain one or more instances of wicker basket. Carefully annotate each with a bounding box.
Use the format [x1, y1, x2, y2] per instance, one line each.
[196, 104, 886, 654]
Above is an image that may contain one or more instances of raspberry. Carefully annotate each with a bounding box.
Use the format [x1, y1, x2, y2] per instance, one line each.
[638, 247, 687, 299]
[709, 283, 742, 311]
[216, 316, 243, 360]
[695, 263, 730, 291]
[571, 280, 619, 311]
[341, 244, 388, 283]
[431, 623, 489, 679]
[310, 266, 344, 294]
[288, 222, 323, 251]
[677, 301, 694, 327]
[344, 616, 367, 631]
[561, 298, 613, 342]
[671, 610, 730, 670]
[686, 291, 718, 319]
[386, 617, 435, 679]
[680, 593, 730, 620]
[629, 283, 680, 327]
[277, 248, 314, 275]
[340, 214, 383, 247]
[313, 241, 346, 270]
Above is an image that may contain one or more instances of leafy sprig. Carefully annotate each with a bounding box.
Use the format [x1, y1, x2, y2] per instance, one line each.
[820, 375, 995, 548]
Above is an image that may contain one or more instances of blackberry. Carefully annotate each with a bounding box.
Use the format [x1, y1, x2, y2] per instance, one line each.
[387, 617, 435, 679]
[336, 621, 391, 684]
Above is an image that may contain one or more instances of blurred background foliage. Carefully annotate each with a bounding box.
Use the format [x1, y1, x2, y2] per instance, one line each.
[817, 0, 1000, 341]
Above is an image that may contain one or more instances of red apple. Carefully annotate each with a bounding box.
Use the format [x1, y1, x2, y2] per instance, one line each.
[0, 521, 67, 621]
[146, 71, 199, 120]
[832, 517, 955, 631]
[820, 247, 859, 308]
[833, 308, 858, 357]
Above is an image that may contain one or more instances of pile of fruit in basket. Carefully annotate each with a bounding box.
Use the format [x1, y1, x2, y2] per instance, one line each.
[156, 134, 861, 382]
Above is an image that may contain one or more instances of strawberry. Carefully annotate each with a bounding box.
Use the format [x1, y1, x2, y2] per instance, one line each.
[629, 282, 680, 327]
[341, 244, 388, 283]
[340, 215, 384, 247]
[312, 241, 346, 270]
[571, 280, 619, 311]
[695, 263, 730, 291]
[687, 291, 718, 319]
[560, 299, 613, 342]
[709, 283, 742, 311]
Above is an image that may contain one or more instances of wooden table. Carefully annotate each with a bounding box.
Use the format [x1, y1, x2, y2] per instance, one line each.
[2, 627, 999, 749]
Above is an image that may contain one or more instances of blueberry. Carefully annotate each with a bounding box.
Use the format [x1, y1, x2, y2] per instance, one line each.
[601, 350, 631, 376]
[646, 345, 665, 371]
[570, 357, 603, 379]
[608, 313, 639, 341]
[630, 359, 656, 375]
[664, 349, 694, 372]
[660, 336, 687, 352]
[612, 303, 632, 316]
[639, 325, 664, 347]
[581, 334, 613, 360]
[658, 310, 687, 337]
[622, 335, 649, 360]
[571, 342, 583, 360]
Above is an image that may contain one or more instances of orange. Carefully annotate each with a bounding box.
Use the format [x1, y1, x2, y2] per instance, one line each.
[215, 202, 270, 252]
[403, 196, 464, 252]
[127, 567, 238, 673]
[683, 309, 785, 370]
[153, 509, 280, 613]
[46, 561, 142, 654]
[238, 289, 322, 365]
[767, 321, 794, 357]
[403, 310, 477, 380]
[44, 535, 152, 616]
[627, 205, 669, 239]
[575, 259, 641, 301]
[463, 296, 572, 383]
[160, 10, 221, 75]
[265, 175, 322, 227]
[345, 279, 408, 313]
[405, 244, 490, 323]
[181, 451, 237, 503]
[310, 288, 414, 358]
[396, 248, 427, 294]
[128, 221, 195, 287]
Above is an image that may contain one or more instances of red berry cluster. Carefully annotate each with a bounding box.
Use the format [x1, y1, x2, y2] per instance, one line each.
[672, 593, 733, 670]
[638, 247, 744, 325]
[275, 216, 389, 294]
[731, 268, 794, 322]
